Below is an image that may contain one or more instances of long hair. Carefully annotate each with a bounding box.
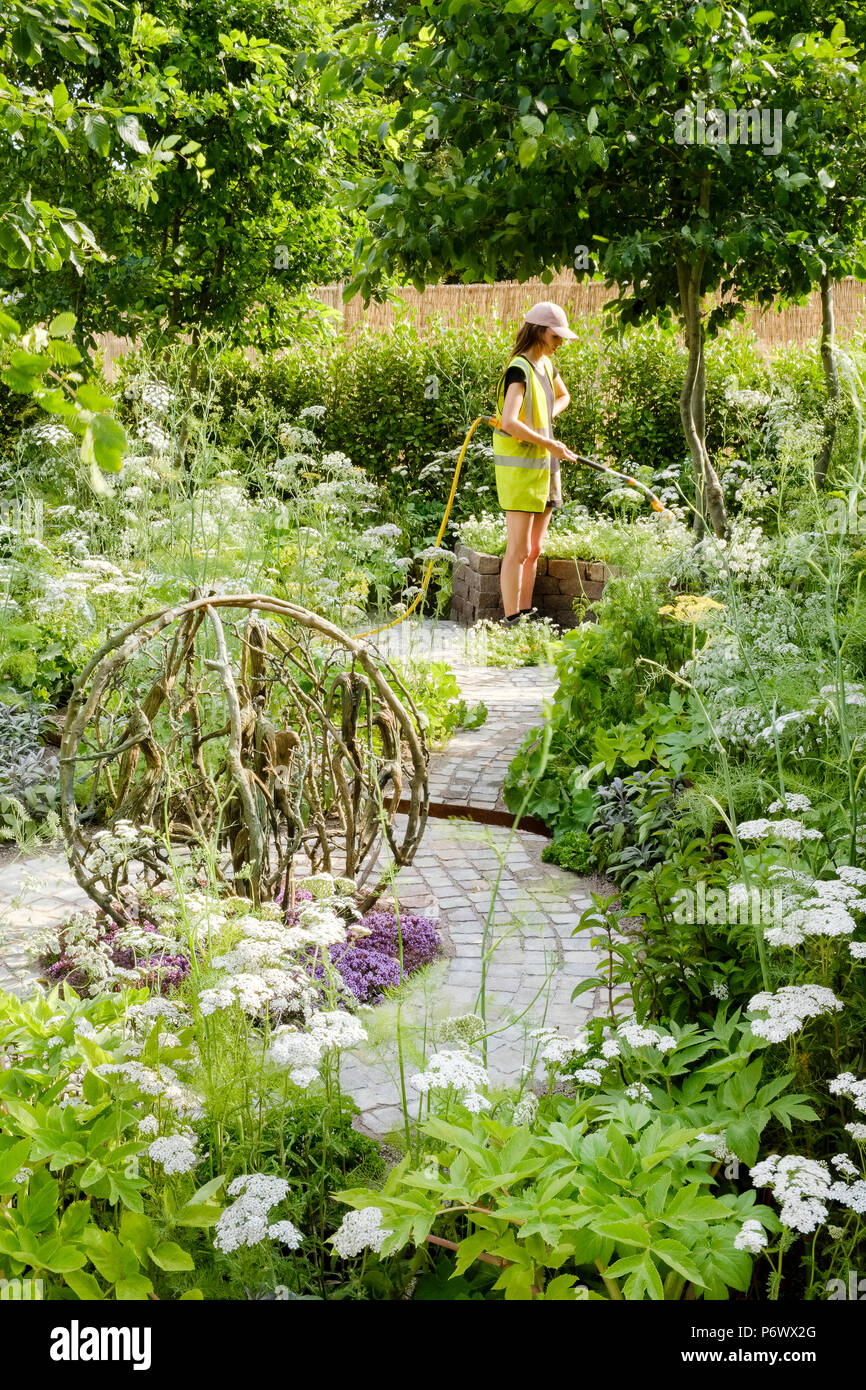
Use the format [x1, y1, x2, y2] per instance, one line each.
[509, 322, 547, 361]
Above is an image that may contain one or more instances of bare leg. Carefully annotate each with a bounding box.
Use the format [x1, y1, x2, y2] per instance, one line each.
[520, 508, 553, 609]
[500, 511, 533, 616]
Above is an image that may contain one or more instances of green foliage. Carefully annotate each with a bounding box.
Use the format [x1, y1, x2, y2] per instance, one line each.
[389, 658, 486, 747]
[542, 829, 594, 876]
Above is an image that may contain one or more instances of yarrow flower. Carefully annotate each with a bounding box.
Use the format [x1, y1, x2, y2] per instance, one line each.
[737, 819, 822, 843]
[147, 1133, 199, 1176]
[828, 1072, 866, 1113]
[618, 1019, 677, 1052]
[330, 1207, 392, 1258]
[750, 1153, 833, 1233]
[410, 1049, 489, 1109]
[747, 985, 843, 1042]
[214, 1175, 297, 1254]
[309, 1010, 367, 1050]
[734, 1219, 768, 1253]
[624, 1082, 653, 1103]
[767, 794, 812, 815]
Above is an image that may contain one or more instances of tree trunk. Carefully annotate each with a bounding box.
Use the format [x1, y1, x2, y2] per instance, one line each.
[676, 254, 728, 540]
[815, 270, 841, 489]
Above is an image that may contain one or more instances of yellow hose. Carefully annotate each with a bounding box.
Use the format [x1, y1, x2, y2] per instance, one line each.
[356, 415, 494, 639]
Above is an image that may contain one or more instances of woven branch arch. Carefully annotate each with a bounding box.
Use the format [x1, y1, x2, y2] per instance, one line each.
[59, 593, 429, 921]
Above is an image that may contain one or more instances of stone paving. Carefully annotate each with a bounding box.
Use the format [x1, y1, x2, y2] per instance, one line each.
[0, 618, 608, 1134]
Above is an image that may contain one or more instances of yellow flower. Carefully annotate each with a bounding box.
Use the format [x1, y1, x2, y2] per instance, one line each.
[658, 594, 725, 624]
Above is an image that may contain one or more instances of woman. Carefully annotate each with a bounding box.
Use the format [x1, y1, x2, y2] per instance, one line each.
[493, 301, 578, 624]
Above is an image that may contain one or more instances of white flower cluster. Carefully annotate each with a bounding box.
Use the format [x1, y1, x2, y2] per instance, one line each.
[618, 1019, 677, 1052]
[733, 1218, 768, 1253]
[751, 1150, 866, 1230]
[750, 1153, 833, 1233]
[96, 1060, 204, 1120]
[214, 1174, 302, 1254]
[330, 1207, 392, 1259]
[147, 1133, 199, 1175]
[437, 1013, 485, 1049]
[139, 381, 173, 414]
[747, 985, 843, 1043]
[126, 997, 189, 1033]
[766, 793, 812, 815]
[697, 524, 771, 586]
[624, 1082, 653, 1103]
[198, 965, 312, 1019]
[828, 1072, 866, 1113]
[512, 1094, 539, 1126]
[737, 818, 822, 844]
[764, 871, 866, 948]
[26, 419, 75, 449]
[410, 1049, 489, 1111]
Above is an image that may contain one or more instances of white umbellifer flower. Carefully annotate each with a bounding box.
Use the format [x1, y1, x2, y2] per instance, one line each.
[289, 1067, 320, 1090]
[197, 988, 237, 1016]
[330, 1207, 392, 1258]
[140, 381, 172, 414]
[268, 1028, 324, 1071]
[127, 998, 189, 1029]
[624, 1082, 653, 1103]
[137, 1115, 159, 1136]
[541, 1031, 592, 1064]
[618, 1019, 675, 1051]
[410, 1049, 489, 1098]
[710, 980, 729, 1000]
[697, 1132, 735, 1163]
[838, 865, 866, 887]
[601, 1039, 621, 1059]
[147, 1133, 199, 1176]
[733, 1219, 767, 1253]
[213, 1195, 270, 1253]
[831, 1154, 860, 1179]
[462, 1091, 491, 1113]
[268, 1220, 303, 1249]
[309, 1011, 367, 1050]
[512, 1094, 539, 1126]
[737, 819, 822, 843]
[12, 1167, 33, 1184]
[214, 1174, 294, 1254]
[846, 1123, 866, 1140]
[749, 1154, 832, 1234]
[747, 985, 843, 1042]
[850, 942, 866, 960]
[228, 1174, 290, 1204]
[828, 1072, 866, 1113]
[573, 1068, 604, 1085]
[767, 794, 812, 815]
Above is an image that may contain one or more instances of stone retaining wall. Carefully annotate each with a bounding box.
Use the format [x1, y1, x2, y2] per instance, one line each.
[450, 543, 618, 628]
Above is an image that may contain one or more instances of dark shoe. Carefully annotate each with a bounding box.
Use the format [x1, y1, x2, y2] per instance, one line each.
[500, 613, 520, 627]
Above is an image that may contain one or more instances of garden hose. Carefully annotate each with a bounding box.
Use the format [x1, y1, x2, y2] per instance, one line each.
[355, 415, 672, 642]
[570, 451, 673, 517]
[356, 414, 495, 638]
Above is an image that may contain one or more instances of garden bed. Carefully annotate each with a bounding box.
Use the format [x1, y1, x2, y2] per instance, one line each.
[449, 542, 619, 628]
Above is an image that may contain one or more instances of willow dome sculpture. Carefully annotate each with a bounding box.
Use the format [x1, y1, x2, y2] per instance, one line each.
[59, 593, 429, 921]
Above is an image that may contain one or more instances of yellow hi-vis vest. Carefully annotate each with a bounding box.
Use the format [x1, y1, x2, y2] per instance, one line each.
[493, 354, 555, 512]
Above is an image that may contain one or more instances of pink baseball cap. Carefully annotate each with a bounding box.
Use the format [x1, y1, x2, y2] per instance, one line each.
[523, 301, 578, 339]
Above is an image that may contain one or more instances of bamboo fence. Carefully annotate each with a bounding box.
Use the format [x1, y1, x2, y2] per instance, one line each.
[94, 272, 866, 379]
